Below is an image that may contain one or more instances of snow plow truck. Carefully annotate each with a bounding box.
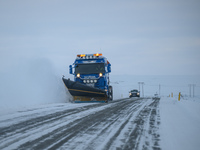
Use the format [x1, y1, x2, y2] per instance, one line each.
[62, 53, 113, 103]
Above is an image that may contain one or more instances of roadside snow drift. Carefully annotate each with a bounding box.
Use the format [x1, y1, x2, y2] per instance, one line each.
[160, 97, 200, 150]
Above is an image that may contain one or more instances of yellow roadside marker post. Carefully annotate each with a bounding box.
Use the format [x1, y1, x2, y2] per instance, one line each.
[178, 92, 181, 101]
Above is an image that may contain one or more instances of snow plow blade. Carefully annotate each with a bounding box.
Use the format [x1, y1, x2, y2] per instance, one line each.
[62, 77, 108, 103]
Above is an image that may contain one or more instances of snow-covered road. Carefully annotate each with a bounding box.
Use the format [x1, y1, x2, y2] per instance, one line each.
[0, 98, 161, 150]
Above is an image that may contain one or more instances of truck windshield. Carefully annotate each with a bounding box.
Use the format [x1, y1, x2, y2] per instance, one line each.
[75, 63, 105, 74]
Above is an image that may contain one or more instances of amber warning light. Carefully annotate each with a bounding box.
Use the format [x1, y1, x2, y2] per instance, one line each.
[93, 53, 102, 57]
[77, 54, 86, 57]
[77, 53, 102, 58]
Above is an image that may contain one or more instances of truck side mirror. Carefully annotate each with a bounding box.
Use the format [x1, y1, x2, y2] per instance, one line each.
[69, 65, 73, 74]
[107, 64, 111, 73]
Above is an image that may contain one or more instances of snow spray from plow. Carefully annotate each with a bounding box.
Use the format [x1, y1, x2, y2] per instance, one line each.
[0, 58, 68, 109]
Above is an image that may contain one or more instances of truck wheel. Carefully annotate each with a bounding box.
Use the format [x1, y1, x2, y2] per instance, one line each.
[108, 86, 113, 101]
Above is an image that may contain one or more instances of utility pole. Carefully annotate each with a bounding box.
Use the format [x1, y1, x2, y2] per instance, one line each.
[159, 84, 161, 96]
[142, 82, 144, 97]
[138, 83, 140, 92]
[189, 84, 196, 97]
[192, 84, 196, 97]
[189, 84, 192, 97]
[138, 82, 144, 97]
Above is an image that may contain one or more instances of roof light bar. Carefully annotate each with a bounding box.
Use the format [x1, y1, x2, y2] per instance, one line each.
[77, 53, 103, 59]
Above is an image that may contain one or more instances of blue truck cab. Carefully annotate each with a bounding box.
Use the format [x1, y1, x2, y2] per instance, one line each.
[68, 53, 113, 101]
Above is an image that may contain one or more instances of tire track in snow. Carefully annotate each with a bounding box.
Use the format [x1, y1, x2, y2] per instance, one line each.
[0, 103, 109, 149]
[58, 98, 148, 150]
[121, 98, 161, 150]
[44, 100, 143, 150]
[0, 98, 161, 150]
[0, 103, 105, 137]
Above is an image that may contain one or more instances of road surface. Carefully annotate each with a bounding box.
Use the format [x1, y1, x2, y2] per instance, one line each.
[0, 98, 161, 150]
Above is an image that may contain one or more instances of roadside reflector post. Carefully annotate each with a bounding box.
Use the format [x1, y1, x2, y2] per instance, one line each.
[178, 92, 181, 101]
[171, 92, 173, 98]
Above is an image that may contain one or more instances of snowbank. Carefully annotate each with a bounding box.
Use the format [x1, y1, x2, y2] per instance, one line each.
[160, 97, 200, 150]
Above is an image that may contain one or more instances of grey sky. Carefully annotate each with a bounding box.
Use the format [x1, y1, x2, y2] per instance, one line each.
[0, 0, 200, 75]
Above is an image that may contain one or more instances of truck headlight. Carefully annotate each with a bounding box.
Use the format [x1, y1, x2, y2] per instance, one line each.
[99, 73, 103, 77]
[94, 80, 97, 83]
[77, 73, 80, 78]
[137, 93, 140, 95]
[83, 80, 86, 83]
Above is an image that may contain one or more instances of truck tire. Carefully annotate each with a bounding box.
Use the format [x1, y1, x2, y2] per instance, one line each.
[108, 86, 113, 101]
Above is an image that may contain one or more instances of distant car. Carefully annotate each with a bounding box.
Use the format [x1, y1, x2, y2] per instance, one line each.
[129, 89, 140, 98]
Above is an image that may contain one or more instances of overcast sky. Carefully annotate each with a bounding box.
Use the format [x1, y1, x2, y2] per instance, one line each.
[0, 0, 200, 76]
